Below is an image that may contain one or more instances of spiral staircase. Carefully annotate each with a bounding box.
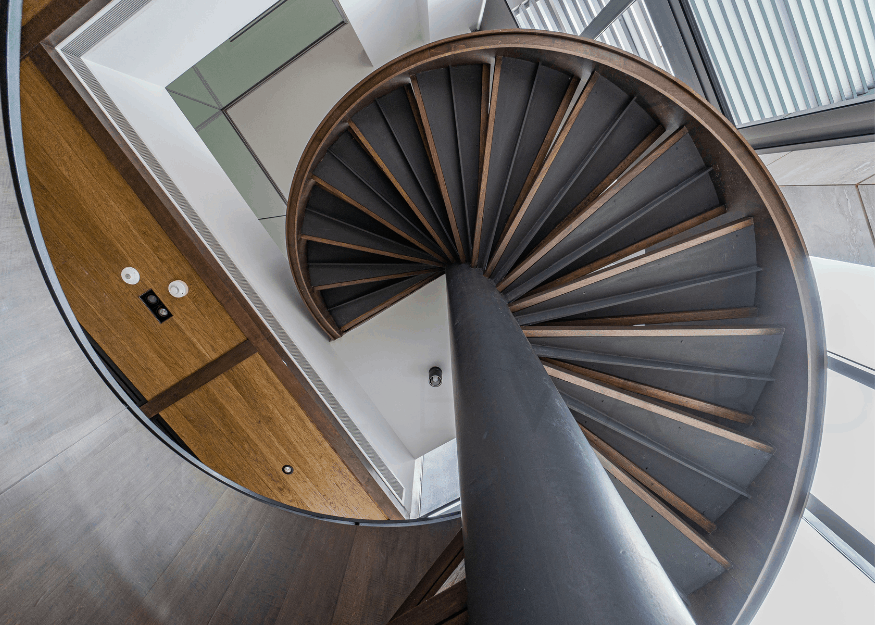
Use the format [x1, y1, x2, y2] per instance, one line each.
[288, 32, 824, 618]
[2, 5, 826, 620]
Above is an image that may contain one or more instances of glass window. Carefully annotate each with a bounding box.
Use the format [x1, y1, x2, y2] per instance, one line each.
[751, 521, 875, 624]
[809, 257, 874, 540]
[419, 438, 461, 515]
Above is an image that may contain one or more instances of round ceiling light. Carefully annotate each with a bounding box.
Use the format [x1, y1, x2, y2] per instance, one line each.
[282, 465, 293, 474]
[429, 367, 442, 387]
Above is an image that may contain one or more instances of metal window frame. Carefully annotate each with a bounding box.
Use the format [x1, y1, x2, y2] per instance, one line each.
[508, 0, 874, 150]
[804, 354, 875, 584]
[805, 494, 875, 583]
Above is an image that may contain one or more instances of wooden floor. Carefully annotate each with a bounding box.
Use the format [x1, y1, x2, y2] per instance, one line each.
[18, 14, 390, 518]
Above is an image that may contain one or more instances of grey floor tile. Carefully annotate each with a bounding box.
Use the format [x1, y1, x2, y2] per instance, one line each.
[781, 185, 875, 266]
[768, 143, 875, 186]
[858, 185, 875, 239]
[757, 151, 788, 166]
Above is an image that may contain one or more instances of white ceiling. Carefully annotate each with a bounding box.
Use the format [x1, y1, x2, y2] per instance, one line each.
[332, 277, 455, 459]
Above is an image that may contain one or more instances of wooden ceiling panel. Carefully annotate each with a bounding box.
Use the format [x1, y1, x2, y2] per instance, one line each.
[20, 58, 246, 399]
[161, 354, 388, 519]
[22, 0, 54, 26]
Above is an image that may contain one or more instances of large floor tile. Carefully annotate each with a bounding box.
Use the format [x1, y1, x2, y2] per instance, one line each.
[858, 185, 875, 238]
[768, 143, 875, 186]
[757, 151, 788, 166]
[781, 185, 875, 266]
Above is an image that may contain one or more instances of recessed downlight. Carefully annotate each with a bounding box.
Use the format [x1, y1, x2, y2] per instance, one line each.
[282, 465, 293, 474]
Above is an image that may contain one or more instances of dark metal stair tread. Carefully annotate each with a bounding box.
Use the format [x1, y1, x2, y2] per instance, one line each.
[585, 417, 743, 521]
[309, 262, 433, 288]
[478, 57, 574, 268]
[328, 273, 438, 329]
[302, 210, 439, 264]
[502, 129, 714, 292]
[555, 378, 773, 486]
[491, 73, 658, 282]
[376, 88, 454, 250]
[314, 137, 440, 257]
[604, 466, 728, 595]
[513, 221, 758, 323]
[350, 101, 455, 257]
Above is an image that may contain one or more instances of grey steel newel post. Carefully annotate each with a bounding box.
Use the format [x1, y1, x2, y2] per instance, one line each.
[445, 264, 694, 625]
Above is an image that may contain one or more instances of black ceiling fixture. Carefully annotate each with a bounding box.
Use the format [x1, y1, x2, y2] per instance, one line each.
[140, 289, 172, 323]
[428, 367, 442, 387]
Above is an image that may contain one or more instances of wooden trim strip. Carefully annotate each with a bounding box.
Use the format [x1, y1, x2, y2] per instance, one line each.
[523, 323, 782, 338]
[313, 269, 433, 291]
[471, 56, 504, 267]
[516, 205, 727, 307]
[339, 272, 442, 332]
[30, 48, 403, 518]
[300, 235, 443, 266]
[410, 75, 467, 262]
[389, 580, 467, 625]
[549, 358, 754, 424]
[593, 448, 731, 568]
[497, 126, 687, 289]
[580, 424, 717, 532]
[392, 529, 465, 619]
[471, 60, 495, 267]
[528, 307, 759, 327]
[485, 73, 594, 278]
[545, 361, 774, 452]
[347, 121, 454, 261]
[140, 340, 256, 417]
[511, 216, 754, 311]
[311, 176, 443, 262]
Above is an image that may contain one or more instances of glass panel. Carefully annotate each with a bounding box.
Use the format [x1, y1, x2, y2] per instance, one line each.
[197, 115, 286, 218]
[811, 369, 875, 542]
[811, 257, 875, 370]
[419, 438, 461, 515]
[184, 0, 343, 106]
[750, 521, 875, 623]
[259, 216, 288, 256]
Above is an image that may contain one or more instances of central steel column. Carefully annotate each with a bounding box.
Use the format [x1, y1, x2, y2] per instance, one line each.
[446, 264, 695, 625]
